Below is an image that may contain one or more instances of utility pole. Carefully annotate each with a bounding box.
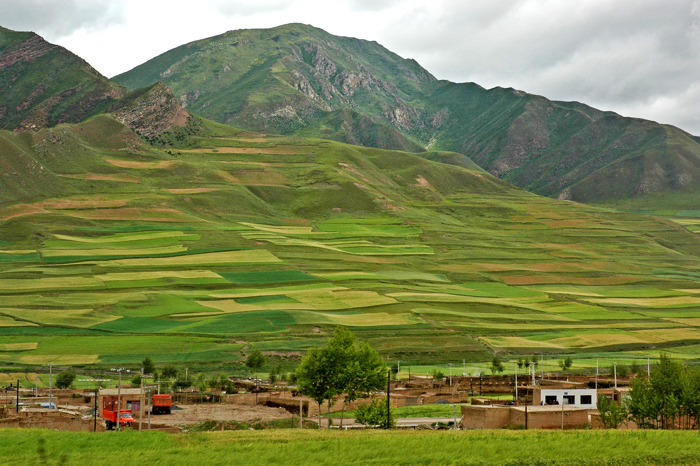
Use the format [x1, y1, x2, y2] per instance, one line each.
[514, 364, 518, 402]
[531, 362, 535, 386]
[117, 370, 122, 432]
[49, 364, 53, 410]
[595, 358, 598, 391]
[386, 369, 391, 429]
[540, 353, 544, 378]
[94, 387, 97, 432]
[139, 372, 144, 432]
[16, 380, 19, 413]
[148, 387, 151, 430]
[525, 403, 528, 429]
[647, 356, 651, 379]
[614, 363, 617, 389]
[397, 361, 400, 381]
[299, 398, 303, 429]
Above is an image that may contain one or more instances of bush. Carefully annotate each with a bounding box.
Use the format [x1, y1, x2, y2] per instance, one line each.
[55, 369, 76, 389]
[161, 364, 178, 379]
[431, 369, 444, 381]
[354, 397, 395, 429]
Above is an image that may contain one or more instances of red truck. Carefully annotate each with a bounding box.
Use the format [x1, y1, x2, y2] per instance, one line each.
[102, 396, 135, 430]
[151, 394, 172, 414]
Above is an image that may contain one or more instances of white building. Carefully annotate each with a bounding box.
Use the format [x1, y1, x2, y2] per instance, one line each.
[533, 388, 597, 408]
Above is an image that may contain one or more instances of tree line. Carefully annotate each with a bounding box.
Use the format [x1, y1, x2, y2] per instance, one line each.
[599, 354, 700, 429]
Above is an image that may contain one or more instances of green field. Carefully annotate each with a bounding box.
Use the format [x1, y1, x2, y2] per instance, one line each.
[2, 116, 700, 371]
[2, 430, 700, 465]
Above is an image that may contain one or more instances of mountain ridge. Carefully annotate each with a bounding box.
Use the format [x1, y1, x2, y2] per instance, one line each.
[0, 26, 124, 131]
[112, 23, 700, 208]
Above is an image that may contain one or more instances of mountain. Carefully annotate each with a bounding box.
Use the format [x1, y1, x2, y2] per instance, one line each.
[113, 23, 700, 208]
[0, 26, 124, 131]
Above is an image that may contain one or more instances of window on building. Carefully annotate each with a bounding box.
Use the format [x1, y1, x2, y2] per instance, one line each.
[545, 395, 558, 405]
[563, 395, 575, 405]
[580, 395, 592, 405]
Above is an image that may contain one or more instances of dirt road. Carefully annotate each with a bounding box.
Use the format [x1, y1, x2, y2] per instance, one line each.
[152, 403, 293, 425]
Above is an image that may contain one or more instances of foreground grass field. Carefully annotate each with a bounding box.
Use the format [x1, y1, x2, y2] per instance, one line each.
[2, 429, 700, 465]
[3, 115, 700, 370]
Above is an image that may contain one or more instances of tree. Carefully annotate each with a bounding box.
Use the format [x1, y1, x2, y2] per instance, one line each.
[142, 357, 155, 375]
[131, 374, 142, 387]
[491, 355, 505, 374]
[161, 364, 178, 380]
[431, 369, 445, 381]
[295, 327, 386, 428]
[597, 394, 628, 429]
[55, 368, 76, 389]
[355, 397, 395, 429]
[558, 356, 573, 372]
[245, 350, 266, 373]
[339, 340, 386, 427]
[517, 357, 526, 369]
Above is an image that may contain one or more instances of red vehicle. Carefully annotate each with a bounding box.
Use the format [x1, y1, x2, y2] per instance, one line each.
[152, 394, 172, 414]
[102, 396, 135, 430]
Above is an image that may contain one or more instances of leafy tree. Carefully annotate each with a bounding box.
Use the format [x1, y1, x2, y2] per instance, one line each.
[491, 356, 505, 374]
[558, 356, 573, 372]
[354, 397, 395, 429]
[517, 357, 526, 369]
[152, 370, 159, 382]
[530, 355, 539, 369]
[431, 369, 444, 381]
[161, 364, 178, 379]
[173, 377, 192, 390]
[142, 357, 155, 375]
[338, 339, 386, 427]
[131, 374, 142, 387]
[245, 349, 266, 372]
[296, 345, 337, 427]
[630, 361, 641, 375]
[269, 371, 277, 384]
[295, 327, 386, 428]
[597, 395, 628, 429]
[616, 364, 630, 378]
[55, 368, 76, 389]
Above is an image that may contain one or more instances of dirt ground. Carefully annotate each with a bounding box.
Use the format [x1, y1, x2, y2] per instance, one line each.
[152, 403, 293, 425]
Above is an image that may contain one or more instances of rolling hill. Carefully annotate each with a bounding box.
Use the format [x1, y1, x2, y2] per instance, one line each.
[113, 23, 700, 208]
[2, 112, 700, 370]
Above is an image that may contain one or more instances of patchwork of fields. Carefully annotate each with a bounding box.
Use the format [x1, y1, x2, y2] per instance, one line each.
[2, 116, 700, 369]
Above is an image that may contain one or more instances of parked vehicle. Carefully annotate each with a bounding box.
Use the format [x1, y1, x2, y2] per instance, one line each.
[101, 395, 135, 430]
[151, 394, 172, 414]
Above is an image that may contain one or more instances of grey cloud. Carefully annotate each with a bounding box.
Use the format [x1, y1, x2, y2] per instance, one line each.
[345, 0, 402, 11]
[376, 0, 700, 133]
[0, 0, 125, 38]
[214, 0, 290, 16]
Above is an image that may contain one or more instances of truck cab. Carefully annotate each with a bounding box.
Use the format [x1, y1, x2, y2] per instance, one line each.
[102, 396, 135, 430]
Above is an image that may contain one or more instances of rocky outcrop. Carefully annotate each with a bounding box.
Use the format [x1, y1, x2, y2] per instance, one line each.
[110, 83, 189, 138]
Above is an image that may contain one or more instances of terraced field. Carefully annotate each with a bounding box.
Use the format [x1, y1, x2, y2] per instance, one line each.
[2, 115, 700, 370]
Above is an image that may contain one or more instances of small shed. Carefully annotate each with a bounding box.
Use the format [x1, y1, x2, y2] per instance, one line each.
[98, 388, 144, 418]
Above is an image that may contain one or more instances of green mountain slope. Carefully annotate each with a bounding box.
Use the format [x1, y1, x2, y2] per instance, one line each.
[113, 24, 700, 208]
[0, 27, 124, 131]
[3, 115, 700, 368]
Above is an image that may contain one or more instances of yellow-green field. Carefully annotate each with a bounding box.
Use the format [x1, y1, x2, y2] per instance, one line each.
[2, 118, 700, 371]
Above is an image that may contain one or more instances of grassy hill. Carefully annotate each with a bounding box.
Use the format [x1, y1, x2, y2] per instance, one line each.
[112, 23, 700, 209]
[0, 27, 124, 131]
[2, 114, 700, 371]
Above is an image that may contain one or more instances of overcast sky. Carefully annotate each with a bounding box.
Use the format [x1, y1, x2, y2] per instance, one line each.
[2, 0, 700, 134]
